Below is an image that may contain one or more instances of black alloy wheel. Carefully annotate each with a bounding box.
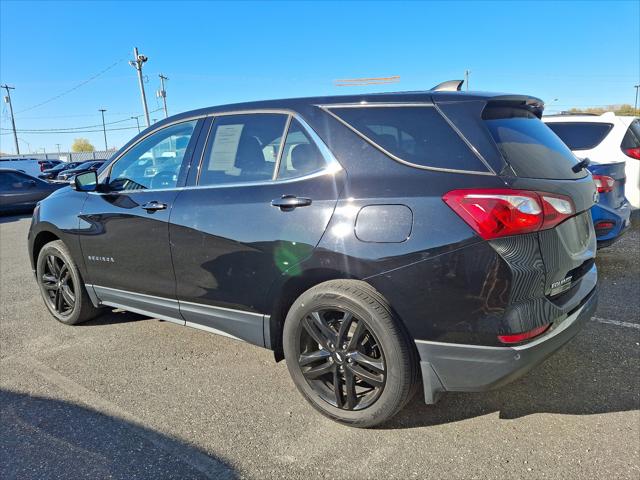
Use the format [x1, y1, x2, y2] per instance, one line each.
[298, 308, 386, 411]
[40, 254, 76, 317]
[36, 240, 102, 325]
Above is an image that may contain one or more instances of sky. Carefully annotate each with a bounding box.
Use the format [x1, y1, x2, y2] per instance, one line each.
[0, 0, 638, 154]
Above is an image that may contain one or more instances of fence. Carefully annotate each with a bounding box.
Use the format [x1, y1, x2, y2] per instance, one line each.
[0, 150, 115, 162]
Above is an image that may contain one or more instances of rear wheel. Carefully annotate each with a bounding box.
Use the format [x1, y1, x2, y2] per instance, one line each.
[36, 240, 102, 325]
[283, 280, 417, 427]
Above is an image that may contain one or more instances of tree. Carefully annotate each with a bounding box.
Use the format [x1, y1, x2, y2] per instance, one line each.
[567, 104, 639, 116]
[71, 138, 95, 152]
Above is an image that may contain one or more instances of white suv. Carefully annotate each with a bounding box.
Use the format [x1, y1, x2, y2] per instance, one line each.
[543, 113, 640, 209]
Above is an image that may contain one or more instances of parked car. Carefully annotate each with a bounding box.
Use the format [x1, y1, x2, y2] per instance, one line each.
[587, 161, 631, 247]
[0, 157, 62, 178]
[40, 161, 83, 180]
[0, 169, 64, 214]
[29, 88, 598, 427]
[543, 113, 640, 209]
[56, 161, 104, 182]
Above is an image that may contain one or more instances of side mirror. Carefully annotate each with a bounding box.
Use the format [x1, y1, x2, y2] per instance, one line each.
[26, 179, 37, 187]
[74, 170, 98, 192]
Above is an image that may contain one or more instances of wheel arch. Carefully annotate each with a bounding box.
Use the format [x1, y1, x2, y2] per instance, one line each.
[267, 268, 359, 361]
[31, 229, 61, 271]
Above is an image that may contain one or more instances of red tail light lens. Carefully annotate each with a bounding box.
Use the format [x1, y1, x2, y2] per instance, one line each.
[498, 324, 551, 344]
[592, 175, 614, 193]
[443, 189, 575, 240]
[624, 147, 640, 160]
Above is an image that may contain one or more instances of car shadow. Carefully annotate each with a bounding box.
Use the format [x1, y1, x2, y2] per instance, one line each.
[379, 322, 639, 429]
[0, 389, 238, 480]
[79, 309, 150, 327]
[0, 213, 32, 223]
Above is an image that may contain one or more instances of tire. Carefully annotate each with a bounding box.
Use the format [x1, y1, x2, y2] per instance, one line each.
[36, 240, 102, 325]
[283, 279, 418, 428]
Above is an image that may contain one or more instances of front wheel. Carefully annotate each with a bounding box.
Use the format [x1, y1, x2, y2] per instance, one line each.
[283, 280, 417, 428]
[36, 240, 102, 325]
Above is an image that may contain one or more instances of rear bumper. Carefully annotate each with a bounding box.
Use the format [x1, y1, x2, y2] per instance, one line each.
[591, 201, 631, 245]
[416, 286, 597, 404]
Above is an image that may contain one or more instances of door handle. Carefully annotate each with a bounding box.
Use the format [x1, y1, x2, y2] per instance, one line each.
[271, 195, 312, 211]
[141, 201, 168, 212]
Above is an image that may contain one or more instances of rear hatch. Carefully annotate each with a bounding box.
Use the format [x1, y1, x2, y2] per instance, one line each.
[481, 101, 597, 308]
[588, 161, 627, 209]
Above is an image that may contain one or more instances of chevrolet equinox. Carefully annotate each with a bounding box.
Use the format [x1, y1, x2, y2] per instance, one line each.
[29, 84, 598, 427]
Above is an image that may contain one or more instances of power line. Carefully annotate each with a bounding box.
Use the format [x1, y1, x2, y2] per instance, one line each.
[14, 58, 125, 114]
[5, 108, 163, 132]
[0, 126, 139, 135]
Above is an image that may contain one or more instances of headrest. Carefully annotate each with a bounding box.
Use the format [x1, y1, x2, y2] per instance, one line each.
[290, 143, 323, 172]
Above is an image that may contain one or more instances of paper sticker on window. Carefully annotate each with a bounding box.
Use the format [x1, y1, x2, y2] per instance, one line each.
[209, 124, 243, 175]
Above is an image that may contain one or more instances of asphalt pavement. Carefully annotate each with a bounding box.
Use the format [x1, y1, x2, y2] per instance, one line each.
[1, 214, 638, 479]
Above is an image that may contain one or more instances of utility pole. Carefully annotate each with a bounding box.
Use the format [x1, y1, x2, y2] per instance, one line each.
[55, 143, 61, 154]
[129, 47, 150, 127]
[635, 84, 640, 113]
[131, 116, 141, 133]
[1, 84, 20, 154]
[464, 70, 471, 91]
[158, 73, 169, 118]
[99, 109, 108, 150]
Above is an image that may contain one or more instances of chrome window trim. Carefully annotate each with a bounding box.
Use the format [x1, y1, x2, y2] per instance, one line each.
[93, 109, 342, 195]
[319, 103, 496, 176]
[87, 167, 340, 195]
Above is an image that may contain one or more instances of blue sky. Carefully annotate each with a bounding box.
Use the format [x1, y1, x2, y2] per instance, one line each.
[1, 0, 638, 154]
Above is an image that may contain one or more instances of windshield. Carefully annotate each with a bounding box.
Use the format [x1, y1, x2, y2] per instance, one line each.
[483, 106, 586, 179]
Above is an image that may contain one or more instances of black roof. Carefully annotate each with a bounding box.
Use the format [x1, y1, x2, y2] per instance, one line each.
[166, 90, 544, 124]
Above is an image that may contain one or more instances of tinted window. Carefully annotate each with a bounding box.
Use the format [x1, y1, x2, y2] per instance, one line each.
[0, 171, 27, 189]
[545, 122, 613, 150]
[277, 119, 326, 179]
[621, 119, 640, 149]
[328, 106, 488, 172]
[484, 107, 585, 179]
[199, 114, 287, 186]
[108, 120, 197, 191]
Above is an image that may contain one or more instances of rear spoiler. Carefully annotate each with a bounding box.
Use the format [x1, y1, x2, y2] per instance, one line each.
[482, 95, 545, 119]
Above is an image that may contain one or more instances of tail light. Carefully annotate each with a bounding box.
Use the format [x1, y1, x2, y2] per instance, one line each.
[594, 220, 615, 234]
[443, 189, 575, 240]
[498, 324, 551, 344]
[624, 147, 640, 160]
[592, 174, 614, 193]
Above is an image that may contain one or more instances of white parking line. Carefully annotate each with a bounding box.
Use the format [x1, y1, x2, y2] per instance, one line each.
[591, 316, 640, 330]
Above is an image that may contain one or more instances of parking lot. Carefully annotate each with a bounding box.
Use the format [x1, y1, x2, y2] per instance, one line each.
[0, 214, 638, 479]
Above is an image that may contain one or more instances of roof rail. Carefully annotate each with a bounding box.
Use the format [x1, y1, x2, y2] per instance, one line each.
[430, 80, 464, 92]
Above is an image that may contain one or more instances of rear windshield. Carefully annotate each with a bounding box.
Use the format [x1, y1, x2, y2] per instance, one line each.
[545, 122, 613, 150]
[621, 119, 640, 149]
[327, 106, 489, 172]
[483, 107, 586, 179]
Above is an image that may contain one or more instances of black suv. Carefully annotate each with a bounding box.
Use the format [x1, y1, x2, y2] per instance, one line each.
[29, 87, 598, 427]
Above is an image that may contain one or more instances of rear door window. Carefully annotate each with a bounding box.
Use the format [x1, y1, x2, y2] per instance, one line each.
[483, 106, 586, 179]
[199, 114, 288, 186]
[545, 122, 613, 150]
[327, 106, 489, 173]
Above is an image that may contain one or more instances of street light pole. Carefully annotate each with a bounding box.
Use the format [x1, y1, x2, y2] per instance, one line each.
[464, 70, 471, 91]
[99, 109, 108, 150]
[1, 84, 20, 154]
[131, 116, 141, 133]
[635, 84, 640, 113]
[129, 47, 151, 127]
